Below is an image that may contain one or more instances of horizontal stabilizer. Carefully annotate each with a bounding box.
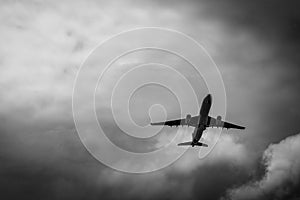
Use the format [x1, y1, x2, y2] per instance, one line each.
[177, 141, 208, 147]
[177, 142, 192, 146]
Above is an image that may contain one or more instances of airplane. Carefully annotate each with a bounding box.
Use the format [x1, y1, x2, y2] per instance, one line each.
[150, 94, 245, 147]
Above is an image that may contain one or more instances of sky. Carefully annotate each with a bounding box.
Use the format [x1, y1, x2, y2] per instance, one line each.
[0, 0, 300, 199]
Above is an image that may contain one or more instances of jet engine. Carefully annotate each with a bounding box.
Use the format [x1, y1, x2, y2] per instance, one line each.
[185, 114, 191, 126]
[216, 115, 222, 127]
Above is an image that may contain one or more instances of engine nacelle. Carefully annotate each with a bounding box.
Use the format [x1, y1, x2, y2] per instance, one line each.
[185, 114, 191, 125]
[216, 115, 222, 126]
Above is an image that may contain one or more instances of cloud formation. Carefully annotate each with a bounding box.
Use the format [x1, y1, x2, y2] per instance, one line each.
[1, 0, 300, 199]
[225, 133, 300, 200]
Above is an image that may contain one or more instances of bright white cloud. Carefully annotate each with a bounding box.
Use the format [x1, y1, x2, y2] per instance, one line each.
[171, 131, 250, 173]
[224, 133, 300, 200]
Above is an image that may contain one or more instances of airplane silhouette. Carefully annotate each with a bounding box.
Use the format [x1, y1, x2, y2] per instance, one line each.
[151, 94, 245, 147]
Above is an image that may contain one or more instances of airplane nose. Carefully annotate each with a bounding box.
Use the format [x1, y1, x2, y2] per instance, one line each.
[207, 94, 212, 101]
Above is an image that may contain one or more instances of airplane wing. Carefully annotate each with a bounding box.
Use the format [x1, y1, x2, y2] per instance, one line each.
[207, 116, 245, 129]
[151, 115, 199, 127]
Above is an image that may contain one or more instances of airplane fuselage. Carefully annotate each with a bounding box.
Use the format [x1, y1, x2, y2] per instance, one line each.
[192, 94, 212, 146]
[150, 93, 245, 147]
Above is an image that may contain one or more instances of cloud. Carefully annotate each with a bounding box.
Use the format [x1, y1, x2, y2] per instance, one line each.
[170, 130, 250, 172]
[1, 0, 300, 200]
[224, 133, 300, 200]
[89, 131, 250, 200]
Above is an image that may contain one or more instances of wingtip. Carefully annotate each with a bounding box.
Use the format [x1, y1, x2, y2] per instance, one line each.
[150, 122, 160, 126]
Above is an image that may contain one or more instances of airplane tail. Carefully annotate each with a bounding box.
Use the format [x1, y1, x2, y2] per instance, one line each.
[177, 141, 208, 147]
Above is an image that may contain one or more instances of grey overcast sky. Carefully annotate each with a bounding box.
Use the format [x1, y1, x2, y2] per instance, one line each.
[0, 0, 300, 200]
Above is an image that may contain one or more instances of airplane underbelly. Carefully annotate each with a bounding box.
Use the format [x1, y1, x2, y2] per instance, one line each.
[193, 125, 206, 142]
[199, 94, 212, 119]
[199, 116, 208, 126]
[200, 105, 210, 117]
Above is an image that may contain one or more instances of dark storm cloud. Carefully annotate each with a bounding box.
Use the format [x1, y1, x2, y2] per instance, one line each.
[197, 0, 300, 94]
[214, 0, 300, 145]
[151, 0, 300, 48]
